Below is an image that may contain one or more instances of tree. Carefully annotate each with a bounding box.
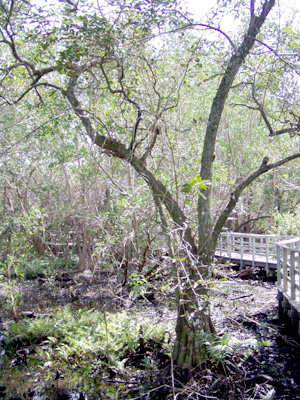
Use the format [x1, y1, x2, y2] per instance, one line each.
[1, 0, 300, 368]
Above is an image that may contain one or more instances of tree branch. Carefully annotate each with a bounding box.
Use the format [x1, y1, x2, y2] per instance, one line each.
[0, 111, 72, 157]
[269, 127, 300, 137]
[250, 0, 255, 18]
[64, 78, 197, 253]
[211, 153, 300, 245]
[198, 0, 275, 251]
[251, 83, 300, 137]
[251, 83, 274, 135]
[155, 23, 237, 53]
[141, 125, 160, 162]
[235, 215, 272, 232]
[253, 38, 300, 77]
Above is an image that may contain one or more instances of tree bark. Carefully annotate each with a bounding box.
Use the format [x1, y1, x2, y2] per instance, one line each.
[173, 264, 215, 367]
[177, 0, 277, 367]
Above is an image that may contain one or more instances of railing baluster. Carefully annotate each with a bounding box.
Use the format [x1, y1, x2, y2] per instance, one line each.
[216, 233, 299, 279]
[276, 244, 281, 287]
[266, 237, 269, 276]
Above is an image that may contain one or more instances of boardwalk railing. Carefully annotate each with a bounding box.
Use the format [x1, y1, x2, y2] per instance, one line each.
[276, 237, 300, 333]
[215, 232, 287, 275]
[215, 232, 300, 334]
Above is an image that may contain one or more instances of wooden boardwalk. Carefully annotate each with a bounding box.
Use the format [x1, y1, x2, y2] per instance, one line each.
[215, 232, 300, 334]
[216, 251, 277, 270]
[276, 237, 300, 334]
[215, 232, 284, 276]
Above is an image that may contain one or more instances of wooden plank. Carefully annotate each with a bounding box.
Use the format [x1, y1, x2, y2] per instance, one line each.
[215, 251, 277, 264]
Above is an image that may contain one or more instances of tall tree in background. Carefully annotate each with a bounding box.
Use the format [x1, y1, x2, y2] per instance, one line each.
[1, 0, 300, 367]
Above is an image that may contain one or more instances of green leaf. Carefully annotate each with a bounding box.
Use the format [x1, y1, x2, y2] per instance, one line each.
[181, 176, 210, 193]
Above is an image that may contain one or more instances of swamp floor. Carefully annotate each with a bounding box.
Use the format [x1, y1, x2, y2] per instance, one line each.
[0, 264, 300, 399]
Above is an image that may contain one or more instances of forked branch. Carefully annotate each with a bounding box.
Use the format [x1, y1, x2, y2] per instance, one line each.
[212, 152, 300, 244]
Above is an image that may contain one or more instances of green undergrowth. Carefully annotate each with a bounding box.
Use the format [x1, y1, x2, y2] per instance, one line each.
[0, 256, 78, 281]
[2, 307, 170, 397]
[200, 331, 259, 365]
[17, 256, 78, 279]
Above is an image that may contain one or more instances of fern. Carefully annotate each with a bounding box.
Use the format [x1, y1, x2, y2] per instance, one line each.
[246, 388, 275, 400]
[199, 331, 258, 364]
[5, 306, 168, 371]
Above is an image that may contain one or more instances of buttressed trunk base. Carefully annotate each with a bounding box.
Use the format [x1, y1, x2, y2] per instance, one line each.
[173, 266, 216, 367]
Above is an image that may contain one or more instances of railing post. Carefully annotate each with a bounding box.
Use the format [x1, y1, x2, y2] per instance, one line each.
[251, 236, 255, 268]
[222, 234, 225, 256]
[266, 237, 270, 276]
[298, 253, 300, 303]
[227, 231, 231, 259]
[216, 235, 220, 257]
[283, 248, 288, 294]
[290, 251, 296, 300]
[240, 235, 244, 269]
[276, 243, 281, 287]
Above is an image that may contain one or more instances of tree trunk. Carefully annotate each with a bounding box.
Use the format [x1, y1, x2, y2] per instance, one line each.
[198, 0, 275, 255]
[63, 0, 277, 369]
[76, 225, 87, 272]
[173, 262, 215, 367]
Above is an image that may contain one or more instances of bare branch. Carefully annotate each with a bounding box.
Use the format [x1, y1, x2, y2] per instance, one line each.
[250, 0, 255, 18]
[253, 38, 300, 77]
[212, 152, 300, 243]
[251, 84, 274, 135]
[89, 149, 131, 196]
[141, 125, 160, 162]
[0, 110, 73, 157]
[100, 61, 143, 151]
[129, 109, 142, 151]
[235, 215, 272, 231]
[251, 83, 300, 137]
[270, 127, 300, 137]
[0, 111, 30, 134]
[230, 102, 258, 111]
[155, 23, 237, 53]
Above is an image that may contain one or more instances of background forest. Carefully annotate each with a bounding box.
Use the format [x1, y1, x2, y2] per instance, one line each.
[1, 0, 300, 398]
[1, 0, 300, 271]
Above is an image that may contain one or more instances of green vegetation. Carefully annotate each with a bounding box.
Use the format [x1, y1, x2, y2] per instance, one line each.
[17, 257, 78, 280]
[2, 307, 169, 397]
[0, 0, 300, 394]
[273, 206, 300, 236]
[200, 331, 259, 367]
